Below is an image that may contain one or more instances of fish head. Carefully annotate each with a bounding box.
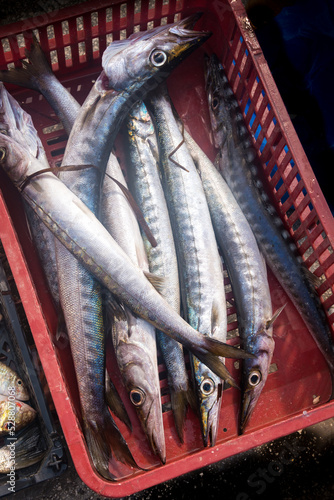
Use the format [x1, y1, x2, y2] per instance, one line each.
[192, 357, 222, 447]
[0, 130, 31, 187]
[0, 83, 44, 160]
[118, 341, 166, 463]
[101, 14, 211, 92]
[10, 375, 30, 402]
[240, 328, 275, 433]
[204, 53, 233, 149]
[0, 396, 36, 434]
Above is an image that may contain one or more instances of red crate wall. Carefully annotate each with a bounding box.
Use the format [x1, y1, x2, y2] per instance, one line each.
[1, 0, 334, 497]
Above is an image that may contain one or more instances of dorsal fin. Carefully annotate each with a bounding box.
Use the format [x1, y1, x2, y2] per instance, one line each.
[266, 303, 287, 330]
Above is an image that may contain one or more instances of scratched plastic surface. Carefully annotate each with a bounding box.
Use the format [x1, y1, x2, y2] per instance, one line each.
[1, 0, 334, 497]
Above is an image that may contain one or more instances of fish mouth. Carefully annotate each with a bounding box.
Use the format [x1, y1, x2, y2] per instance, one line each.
[239, 389, 255, 434]
[171, 12, 205, 35]
[168, 13, 211, 48]
[145, 399, 166, 464]
[200, 385, 223, 447]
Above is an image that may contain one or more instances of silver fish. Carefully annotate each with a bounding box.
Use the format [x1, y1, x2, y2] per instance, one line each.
[0, 40, 131, 431]
[101, 151, 166, 464]
[204, 54, 334, 390]
[147, 84, 229, 447]
[52, 17, 212, 475]
[0, 107, 251, 385]
[184, 130, 276, 433]
[0, 82, 136, 479]
[0, 83, 60, 311]
[126, 100, 195, 444]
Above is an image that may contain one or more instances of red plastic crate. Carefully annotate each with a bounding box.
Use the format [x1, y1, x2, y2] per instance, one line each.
[1, 0, 334, 496]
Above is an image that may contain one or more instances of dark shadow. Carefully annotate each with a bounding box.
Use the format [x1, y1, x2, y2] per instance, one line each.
[246, 0, 334, 213]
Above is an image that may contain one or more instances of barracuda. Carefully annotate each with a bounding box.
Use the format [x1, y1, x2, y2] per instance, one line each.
[204, 53, 334, 395]
[126, 101, 196, 445]
[101, 150, 166, 464]
[184, 129, 277, 433]
[0, 24, 254, 476]
[146, 85, 231, 447]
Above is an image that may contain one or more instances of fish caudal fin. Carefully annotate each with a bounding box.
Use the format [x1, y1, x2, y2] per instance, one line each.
[11, 426, 46, 472]
[170, 384, 197, 443]
[105, 369, 132, 431]
[192, 337, 254, 389]
[0, 35, 52, 91]
[195, 351, 239, 389]
[84, 408, 138, 481]
[204, 338, 255, 360]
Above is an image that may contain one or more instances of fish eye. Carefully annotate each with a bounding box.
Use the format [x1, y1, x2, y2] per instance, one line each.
[130, 388, 146, 406]
[211, 96, 219, 110]
[0, 147, 6, 162]
[200, 377, 215, 396]
[150, 49, 168, 67]
[248, 370, 262, 387]
[17, 379, 22, 385]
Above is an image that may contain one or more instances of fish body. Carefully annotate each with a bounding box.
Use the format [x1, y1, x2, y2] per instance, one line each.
[147, 86, 228, 446]
[126, 101, 195, 443]
[0, 109, 251, 385]
[101, 151, 166, 463]
[205, 54, 334, 380]
[0, 362, 29, 402]
[184, 130, 273, 432]
[53, 18, 211, 473]
[0, 78, 60, 311]
[0, 395, 36, 434]
[0, 80, 136, 478]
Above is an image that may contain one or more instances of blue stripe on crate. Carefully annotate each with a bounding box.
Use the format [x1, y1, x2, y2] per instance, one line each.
[244, 98, 251, 115]
[275, 177, 284, 191]
[255, 124, 261, 139]
[270, 164, 278, 178]
[259, 137, 267, 152]
[281, 191, 289, 204]
[249, 112, 256, 127]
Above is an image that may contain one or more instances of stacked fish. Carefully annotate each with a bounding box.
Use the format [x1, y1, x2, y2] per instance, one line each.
[0, 361, 46, 473]
[0, 14, 333, 481]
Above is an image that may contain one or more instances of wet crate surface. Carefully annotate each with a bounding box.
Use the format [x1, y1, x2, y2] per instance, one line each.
[1, 0, 334, 497]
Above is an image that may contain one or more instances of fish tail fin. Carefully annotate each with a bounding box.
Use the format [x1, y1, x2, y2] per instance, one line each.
[191, 337, 254, 389]
[105, 369, 132, 431]
[170, 383, 197, 443]
[84, 408, 138, 480]
[0, 36, 52, 91]
[12, 426, 46, 471]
